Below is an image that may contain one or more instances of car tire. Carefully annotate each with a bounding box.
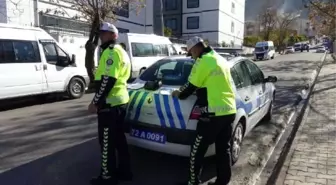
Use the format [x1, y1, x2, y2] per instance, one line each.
[231, 122, 244, 164]
[271, 55, 274, 59]
[263, 100, 273, 122]
[67, 77, 85, 99]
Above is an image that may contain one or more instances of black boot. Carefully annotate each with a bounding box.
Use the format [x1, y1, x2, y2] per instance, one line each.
[90, 176, 118, 185]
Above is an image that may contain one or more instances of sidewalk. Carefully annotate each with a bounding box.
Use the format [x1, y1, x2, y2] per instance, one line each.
[282, 55, 336, 185]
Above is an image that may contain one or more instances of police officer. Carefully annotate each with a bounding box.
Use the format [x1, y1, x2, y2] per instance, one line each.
[172, 36, 236, 185]
[88, 22, 132, 185]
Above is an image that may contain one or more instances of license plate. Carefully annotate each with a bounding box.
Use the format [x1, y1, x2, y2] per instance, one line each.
[130, 128, 166, 144]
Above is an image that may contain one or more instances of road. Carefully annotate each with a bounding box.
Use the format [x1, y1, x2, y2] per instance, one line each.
[0, 51, 326, 185]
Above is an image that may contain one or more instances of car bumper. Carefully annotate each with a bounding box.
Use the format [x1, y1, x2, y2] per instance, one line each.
[124, 120, 215, 157]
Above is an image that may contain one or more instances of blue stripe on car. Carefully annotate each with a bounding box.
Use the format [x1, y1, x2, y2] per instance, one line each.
[172, 97, 186, 129]
[154, 94, 166, 127]
[163, 95, 175, 128]
[126, 91, 141, 119]
[236, 99, 253, 116]
[133, 92, 149, 121]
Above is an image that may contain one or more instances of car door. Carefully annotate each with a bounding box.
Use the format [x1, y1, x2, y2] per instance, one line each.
[232, 61, 259, 132]
[40, 40, 72, 92]
[244, 60, 268, 123]
[0, 39, 44, 99]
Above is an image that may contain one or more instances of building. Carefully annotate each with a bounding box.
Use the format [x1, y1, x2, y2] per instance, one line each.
[154, 0, 245, 46]
[0, 0, 153, 40]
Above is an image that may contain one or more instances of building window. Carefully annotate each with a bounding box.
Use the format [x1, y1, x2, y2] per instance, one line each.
[231, 2, 235, 14]
[187, 0, 199, 8]
[231, 21, 235, 33]
[187, 16, 199, 29]
[114, 2, 129, 18]
[165, 0, 177, 10]
[165, 18, 177, 31]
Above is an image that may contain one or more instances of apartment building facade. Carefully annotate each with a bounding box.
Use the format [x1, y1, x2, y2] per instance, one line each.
[154, 0, 245, 46]
[0, 0, 153, 40]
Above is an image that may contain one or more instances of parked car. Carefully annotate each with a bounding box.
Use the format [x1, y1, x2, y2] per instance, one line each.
[294, 42, 309, 52]
[316, 46, 326, 53]
[124, 56, 277, 163]
[285, 46, 295, 54]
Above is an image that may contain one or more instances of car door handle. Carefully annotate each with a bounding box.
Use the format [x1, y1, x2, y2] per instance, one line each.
[245, 96, 250, 101]
[43, 64, 47, 70]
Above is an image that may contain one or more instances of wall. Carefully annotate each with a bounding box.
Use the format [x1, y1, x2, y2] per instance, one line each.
[182, 0, 220, 42]
[0, 0, 153, 34]
[218, 0, 245, 46]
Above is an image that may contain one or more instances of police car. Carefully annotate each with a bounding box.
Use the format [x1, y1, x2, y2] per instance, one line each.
[124, 56, 277, 163]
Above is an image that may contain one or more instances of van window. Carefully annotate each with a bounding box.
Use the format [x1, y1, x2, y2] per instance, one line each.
[0, 40, 40, 63]
[154, 44, 169, 56]
[131, 43, 154, 57]
[131, 42, 170, 57]
[42, 42, 68, 65]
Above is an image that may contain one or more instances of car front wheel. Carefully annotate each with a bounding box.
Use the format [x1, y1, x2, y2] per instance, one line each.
[231, 122, 244, 164]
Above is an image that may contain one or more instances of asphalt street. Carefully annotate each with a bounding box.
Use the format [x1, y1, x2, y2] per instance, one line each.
[0, 51, 326, 185]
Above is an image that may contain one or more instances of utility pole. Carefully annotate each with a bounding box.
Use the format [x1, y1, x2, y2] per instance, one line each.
[159, 0, 164, 36]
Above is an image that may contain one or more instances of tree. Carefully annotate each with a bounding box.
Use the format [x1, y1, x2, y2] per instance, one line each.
[258, 7, 278, 40]
[304, 0, 336, 38]
[71, 0, 144, 82]
[276, 12, 300, 50]
[243, 36, 262, 47]
[164, 27, 172, 37]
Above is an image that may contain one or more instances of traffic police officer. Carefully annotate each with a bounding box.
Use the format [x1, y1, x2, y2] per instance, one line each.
[88, 22, 132, 185]
[172, 36, 237, 185]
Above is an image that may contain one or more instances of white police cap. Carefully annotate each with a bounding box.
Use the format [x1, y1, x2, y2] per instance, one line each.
[100, 22, 119, 34]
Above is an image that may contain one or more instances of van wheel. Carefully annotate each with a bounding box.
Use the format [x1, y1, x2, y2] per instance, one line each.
[67, 77, 85, 99]
[271, 55, 274, 59]
[231, 122, 244, 164]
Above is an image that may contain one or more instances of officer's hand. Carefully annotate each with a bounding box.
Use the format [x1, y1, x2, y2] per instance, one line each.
[171, 90, 181, 98]
[88, 102, 97, 114]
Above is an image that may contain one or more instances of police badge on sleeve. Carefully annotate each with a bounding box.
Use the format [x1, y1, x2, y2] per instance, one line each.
[106, 59, 113, 65]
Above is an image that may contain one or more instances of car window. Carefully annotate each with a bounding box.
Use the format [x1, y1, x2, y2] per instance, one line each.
[233, 62, 252, 87]
[140, 58, 194, 85]
[168, 44, 178, 55]
[230, 68, 242, 89]
[244, 61, 264, 84]
[42, 43, 58, 64]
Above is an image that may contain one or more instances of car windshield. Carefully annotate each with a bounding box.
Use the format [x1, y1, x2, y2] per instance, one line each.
[255, 47, 265, 52]
[139, 58, 195, 85]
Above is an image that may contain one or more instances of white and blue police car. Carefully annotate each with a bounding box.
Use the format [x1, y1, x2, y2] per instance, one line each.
[124, 56, 277, 163]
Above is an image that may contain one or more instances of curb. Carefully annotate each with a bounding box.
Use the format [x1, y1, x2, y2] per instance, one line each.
[255, 52, 328, 185]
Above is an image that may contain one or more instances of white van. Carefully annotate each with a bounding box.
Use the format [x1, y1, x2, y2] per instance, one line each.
[254, 41, 276, 60]
[117, 33, 178, 78]
[0, 24, 90, 100]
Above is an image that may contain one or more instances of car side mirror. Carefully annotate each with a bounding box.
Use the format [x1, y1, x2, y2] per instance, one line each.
[265, 76, 277, 83]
